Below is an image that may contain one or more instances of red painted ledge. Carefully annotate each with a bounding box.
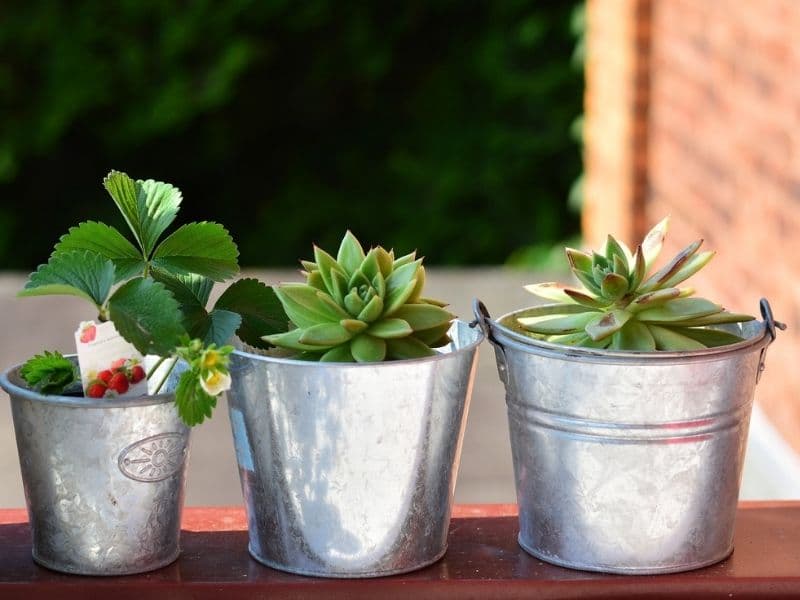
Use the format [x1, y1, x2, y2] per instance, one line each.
[1, 502, 798, 599]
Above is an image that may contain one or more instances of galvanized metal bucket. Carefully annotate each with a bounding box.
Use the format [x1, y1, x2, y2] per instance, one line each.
[227, 320, 482, 578]
[473, 298, 783, 575]
[0, 358, 190, 575]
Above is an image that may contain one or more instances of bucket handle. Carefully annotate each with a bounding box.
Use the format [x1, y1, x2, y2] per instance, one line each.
[471, 299, 509, 384]
[757, 298, 786, 384]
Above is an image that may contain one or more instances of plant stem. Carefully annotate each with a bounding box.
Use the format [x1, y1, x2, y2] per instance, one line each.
[153, 357, 178, 395]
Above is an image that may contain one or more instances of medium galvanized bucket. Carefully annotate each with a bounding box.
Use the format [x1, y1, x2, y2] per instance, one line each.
[473, 298, 783, 575]
[0, 359, 190, 575]
[227, 320, 482, 578]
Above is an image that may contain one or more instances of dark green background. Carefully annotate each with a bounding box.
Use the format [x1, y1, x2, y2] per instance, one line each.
[0, 0, 584, 268]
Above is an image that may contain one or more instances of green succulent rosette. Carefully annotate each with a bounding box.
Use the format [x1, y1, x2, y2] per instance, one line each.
[517, 217, 755, 351]
[264, 232, 454, 362]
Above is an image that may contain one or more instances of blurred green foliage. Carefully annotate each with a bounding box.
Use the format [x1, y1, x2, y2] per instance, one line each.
[0, 0, 584, 269]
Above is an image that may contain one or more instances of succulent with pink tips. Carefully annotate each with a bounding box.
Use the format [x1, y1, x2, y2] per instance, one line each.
[515, 217, 754, 351]
[263, 231, 454, 362]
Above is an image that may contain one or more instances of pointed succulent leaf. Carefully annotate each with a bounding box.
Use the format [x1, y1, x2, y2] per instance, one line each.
[647, 324, 706, 351]
[300, 260, 317, 273]
[329, 269, 349, 306]
[20, 250, 116, 308]
[360, 248, 381, 281]
[340, 319, 368, 334]
[344, 288, 366, 316]
[660, 251, 715, 289]
[262, 328, 323, 351]
[412, 322, 452, 346]
[611, 321, 656, 351]
[313, 245, 343, 297]
[563, 288, 612, 309]
[306, 270, 326, 291]
[103, 171, 182, 258]
[372, 271, 386, 298]
[605, 235, 631, 267]
[565, 248, 593, 272]
[107, 277, 186, 356]
[635, 297, 722, 323]
[320, 345, 355, 362]
[547, 331, 610, 349]
[391, 304, 452, 331]
[351, 334, 387, 362]
[151, 222, 239, 281]
[54, 221, 144, 282]
[393, 251, 417, 268]
[612, 253, 629, 281]
[514, 303, 599, 320]
[384, 262, 422, 315]
[274, 284, 348, 328]
[641, 217, 669, 272]
[336, 231, 366, 275]
[367, 318, 413, 339]
[357, 294, 384, 323]
[407, 265, 426, 303]
[299, 323, 354, 346]
[420, 296, 448, 308]
[348, 268, 372, 290]
[629, 287, 682, 310]
[386, 337, 435, 360]
[600, 272, 629, 301]
[375, 247, 394, 279]
[592, 251, 610, 271]
[629, 245, 646, 290]
[585, 309, 632, 341]
[215, 278, 289, 347]
[524, 282, 579, 304]
[669, 326, 745, 347]
[666, 310, 755, 327]
[639, 239, 703, 293]
[519, 310, 601, 335]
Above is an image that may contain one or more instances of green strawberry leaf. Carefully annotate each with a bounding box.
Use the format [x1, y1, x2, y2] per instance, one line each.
[108, 277, 186, 356]
[103, 171, 182, 258]
[54, 221, 144, 282]
[203, 309, 242, 346]
[20, 351, 78, 394]
[151, 222, 239, 282]
[175, 370, 216, 426]
[19, 250, 115, 309]
[214, 278, 288, 348]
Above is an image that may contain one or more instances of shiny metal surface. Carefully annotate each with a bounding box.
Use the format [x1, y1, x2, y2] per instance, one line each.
[477, 302, 776, 575]
[227, 320, 482, 578]
[0, 359, 190, 575]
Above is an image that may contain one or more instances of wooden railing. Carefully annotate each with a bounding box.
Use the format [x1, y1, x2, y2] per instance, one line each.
[1, 502, 798, 598]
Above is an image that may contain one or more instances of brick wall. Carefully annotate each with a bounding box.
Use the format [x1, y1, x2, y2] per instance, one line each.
[585, 0, 800, 452]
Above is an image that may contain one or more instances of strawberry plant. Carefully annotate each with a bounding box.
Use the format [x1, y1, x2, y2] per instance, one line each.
[19, 170, 288, 424]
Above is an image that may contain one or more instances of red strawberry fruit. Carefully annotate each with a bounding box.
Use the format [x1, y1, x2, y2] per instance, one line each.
[130, 365, 146, 384]
[80, 324, 97, 343]
[110, 358, 127, 372]
[108, 372, 129, 395]
[97, 370, 114, 384]
[86, 382, 107, 398]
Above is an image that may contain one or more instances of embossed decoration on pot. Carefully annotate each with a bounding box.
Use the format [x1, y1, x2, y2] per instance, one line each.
[473, 298, 782, 575]
[227, 320, 482, 578]
[0, 357, 190, 576]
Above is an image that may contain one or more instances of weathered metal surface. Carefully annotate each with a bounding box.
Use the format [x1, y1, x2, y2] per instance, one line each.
[475, 299, 779, 574]
[0, 361, 190, 575]
[227, 320, 482, 577]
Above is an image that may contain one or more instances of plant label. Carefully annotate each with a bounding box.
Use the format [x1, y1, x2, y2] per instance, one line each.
[74, 320, 148, 399]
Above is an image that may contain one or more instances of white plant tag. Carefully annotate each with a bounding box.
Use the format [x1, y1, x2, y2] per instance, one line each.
[74, 320, 148, 399]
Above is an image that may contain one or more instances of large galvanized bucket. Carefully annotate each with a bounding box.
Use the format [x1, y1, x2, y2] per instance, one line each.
[473, 299, 783, 575]
[227, 320, 482, 578]
[0, 359, 190, 575]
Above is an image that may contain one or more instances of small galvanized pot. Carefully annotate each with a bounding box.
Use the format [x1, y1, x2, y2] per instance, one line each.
[473, 298, 783, 575]
[0, 359, 190, 576]
[227, 320, 482, 578]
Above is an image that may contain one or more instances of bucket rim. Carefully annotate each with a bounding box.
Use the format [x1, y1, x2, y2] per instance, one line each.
[0, 355, 177, 408]
[488, 305, 771, 364]
[232, 318, 484, 367]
